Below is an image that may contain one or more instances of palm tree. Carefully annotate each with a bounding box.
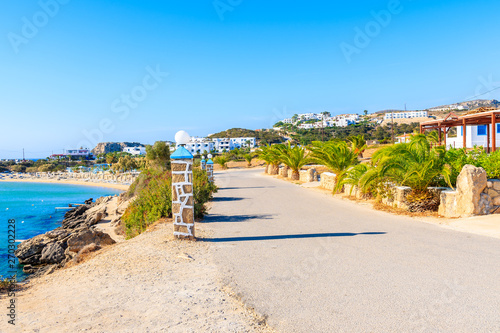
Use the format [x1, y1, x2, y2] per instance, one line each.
[257, 144, 284, 174]
[367, 134, 452, 211]
[426, 130, 440, 145]
[243, 153, 254, 167]
[214, 156, 229, 170]
[309, 141, 359, 191]
[278, 143, 311, 180]
[347, 134, 368, 158]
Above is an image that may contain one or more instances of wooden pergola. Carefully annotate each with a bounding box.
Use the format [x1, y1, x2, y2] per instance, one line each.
[420, 110, 500, 152]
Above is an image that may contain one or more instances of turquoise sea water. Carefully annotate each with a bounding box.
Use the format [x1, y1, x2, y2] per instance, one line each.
[0, 182, 122, 279]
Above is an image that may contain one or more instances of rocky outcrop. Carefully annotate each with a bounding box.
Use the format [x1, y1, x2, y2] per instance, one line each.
[91, 142, 145, 155]
[67, 230, 115, 252]
[438, 165, 500, 218]
[15, 196, 120, 276]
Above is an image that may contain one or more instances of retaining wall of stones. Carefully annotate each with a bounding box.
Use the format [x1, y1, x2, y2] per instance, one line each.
[299, 169, 317, 182]
[320, 172, 337, 191]
[439, 165, 500, 217]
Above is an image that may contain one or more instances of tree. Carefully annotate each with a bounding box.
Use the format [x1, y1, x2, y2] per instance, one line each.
[278, 143, 311, 180]
[347, 134, 368, 158]
[309, 141, 359, 191]
[106, 153, 118, 165]
[146, 141, 171, 171]
[113, 156, 138, 172]
[214, 156, 229, 169]
[243, 153, 254, 167]
[364, 110, 368, 116]
[367, 135, 452, 211]
[257, 144, 284, 174]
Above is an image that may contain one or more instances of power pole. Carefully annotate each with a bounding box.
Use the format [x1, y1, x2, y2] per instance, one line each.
[322, 113, 325, 142]
[391, 111, 395, 144]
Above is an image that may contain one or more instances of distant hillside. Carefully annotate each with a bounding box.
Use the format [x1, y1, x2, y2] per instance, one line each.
[208, 128, 285, 145]
[428, 99, 499, 111]
[92, 142, 145, 155]
[374, 99, 499, 115]
[374, 109, 404, 114]
[208, 128, 257, 138]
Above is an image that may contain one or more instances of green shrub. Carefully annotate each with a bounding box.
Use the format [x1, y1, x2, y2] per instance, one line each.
[478, 150, 500, 179]
[193, 168, 218, 218]
[122, 170, 172, 239]
[122, 169, 217, 239]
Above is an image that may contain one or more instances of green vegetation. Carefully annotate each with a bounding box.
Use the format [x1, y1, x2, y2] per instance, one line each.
[258, 144, 284, 174]
[122, 168, 217, 239]
[278, 143, 311, 180]
[285, 122, 420, 145]
[347, 135, 368, 158]
[214, 156, 229, 169]
[145, 141, 171, 171]
[208, 128, 284, 145]
[0, 275, 16, 293]
[242, 153, 254, 167]
[309, 141, 359, 191]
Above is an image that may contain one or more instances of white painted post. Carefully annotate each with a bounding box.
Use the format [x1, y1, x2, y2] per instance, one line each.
[206, 154, 214, 183]
[171, 131, 195, 239]
[201, 155, 206, 171]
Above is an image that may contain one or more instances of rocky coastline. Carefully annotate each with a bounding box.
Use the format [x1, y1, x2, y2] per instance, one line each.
[15, 194, 132, 278]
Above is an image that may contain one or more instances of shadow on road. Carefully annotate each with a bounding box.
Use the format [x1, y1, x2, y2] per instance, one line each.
[201, 232, 387, 242]
[202, 214, 274, 223]
[218, 186, 276, 190]
[212, 197, 246, 202]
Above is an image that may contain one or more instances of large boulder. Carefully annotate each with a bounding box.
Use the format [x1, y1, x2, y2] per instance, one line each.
[438, 165, 492, 217]
[455, 165, 488, 216]
[40, 242, 66, 264]
[66, 229, 115, 253]
[15, 234, 54, 264]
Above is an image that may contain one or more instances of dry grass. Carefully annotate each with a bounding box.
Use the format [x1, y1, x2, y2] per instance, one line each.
[372, 201, 439, 218]
[213, 159, 266, 171]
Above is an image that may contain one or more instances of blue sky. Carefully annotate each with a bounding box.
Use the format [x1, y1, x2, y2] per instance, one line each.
[1, 0, 500, 158]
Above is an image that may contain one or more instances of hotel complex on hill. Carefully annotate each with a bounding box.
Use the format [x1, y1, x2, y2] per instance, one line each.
[176, 136, 257, 155]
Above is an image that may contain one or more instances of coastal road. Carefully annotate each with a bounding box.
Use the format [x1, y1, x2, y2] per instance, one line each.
[204, 168, 500, 333]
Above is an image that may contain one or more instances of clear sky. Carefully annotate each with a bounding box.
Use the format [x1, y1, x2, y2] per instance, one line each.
[1, 0, 500, 159]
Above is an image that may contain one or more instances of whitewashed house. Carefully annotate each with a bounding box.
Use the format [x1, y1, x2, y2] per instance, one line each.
[446, 123, 500, 149]
[384, 111, 428, 120]
[123, 147, 146, 155]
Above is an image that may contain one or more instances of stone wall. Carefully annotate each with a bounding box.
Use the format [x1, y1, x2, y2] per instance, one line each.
[438, 165, 500, 218]
[279, 166, 290, 177]
[299, 168, 317, 182]
[379, 186, 449, 210]
[320, 172, 337, 191]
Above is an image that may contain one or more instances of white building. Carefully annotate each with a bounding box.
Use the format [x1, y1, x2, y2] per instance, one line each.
[123, 147, 146, 155]
[428, 105, 467, 112]
[445, 124, 500, 149]
[282, 118, 294, 124]
[176, 136, 257, 154]
[298, 113, 324, 121]
[211, 137, 256, 152]
[298, 123, 314, 129]
[384, 111, 428, 120]
[178, 137, 215, 155]
[66, 149, 92, 157]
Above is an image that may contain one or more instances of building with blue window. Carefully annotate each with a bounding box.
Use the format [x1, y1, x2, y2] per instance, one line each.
[420, 110, 499, 151]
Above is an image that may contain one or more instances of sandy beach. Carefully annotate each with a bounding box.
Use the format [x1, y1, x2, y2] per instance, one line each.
[0, 177, 129, 191]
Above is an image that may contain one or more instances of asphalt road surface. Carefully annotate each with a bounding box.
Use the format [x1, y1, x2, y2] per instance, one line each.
[203, 168, 500, 333]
